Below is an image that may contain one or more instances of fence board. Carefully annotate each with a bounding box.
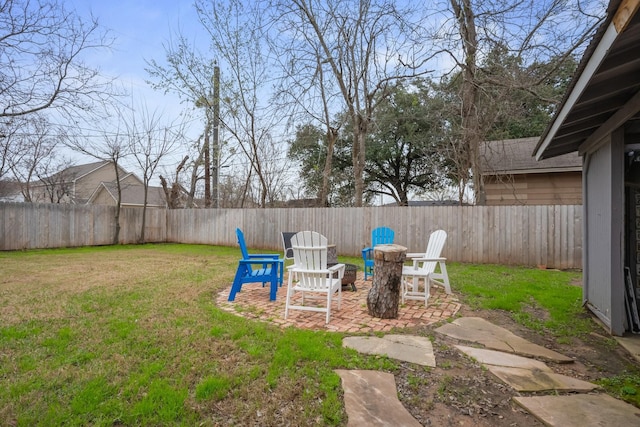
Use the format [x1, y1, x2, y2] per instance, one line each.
[0, 202, 582, 269]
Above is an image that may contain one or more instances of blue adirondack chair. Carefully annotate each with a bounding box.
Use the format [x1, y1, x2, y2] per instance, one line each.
[361, 227, 395, 280]
[228, 228, 284, 301]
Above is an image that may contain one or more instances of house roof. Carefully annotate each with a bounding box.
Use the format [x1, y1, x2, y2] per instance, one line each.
[481, 137, 581, 175]
[89, 182, 167, 207]
[96, 182, 166, 207]
[534, 0, 640, 159]
[47, 160, 112, 183]
[120, 172, 144, 186]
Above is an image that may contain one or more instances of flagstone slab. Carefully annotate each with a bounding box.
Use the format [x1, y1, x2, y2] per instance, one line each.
[436, 317, 573, 363]
[487, 366, 598, 392]
[343, 335, 435, 367]
[616, 335, 640, 364]
[455, 345, 552, 371]
[335, 370, 422, 427]
[514, 394, 640, 426]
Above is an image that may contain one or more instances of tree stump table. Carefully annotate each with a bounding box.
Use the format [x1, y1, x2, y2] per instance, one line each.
[366, 244, 407, 319]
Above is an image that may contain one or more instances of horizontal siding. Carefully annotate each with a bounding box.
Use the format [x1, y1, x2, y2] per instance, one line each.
[485, 172, 582, 205]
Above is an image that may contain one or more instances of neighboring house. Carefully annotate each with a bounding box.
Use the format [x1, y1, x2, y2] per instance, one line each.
[31, 161, 168, 209]
[534, 0, 640, 335]
[88, 174, 167, 208]
[30, 161, 129, 204]
[0, 180, 24, 202]
[479, 137, 582, 205]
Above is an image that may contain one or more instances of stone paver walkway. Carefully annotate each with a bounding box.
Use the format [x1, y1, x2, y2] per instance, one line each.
[436, 316, 573, 363]
[454, 345, 598, 392]
[343, 334, 435, 366]
[336, 370, 422, 427]
[216, 273, 461, 333]
[216, 272, 640, 426]
[514, 394, 640, 426]
[340, 318, 640, 426]
[437, 318, 640, 426]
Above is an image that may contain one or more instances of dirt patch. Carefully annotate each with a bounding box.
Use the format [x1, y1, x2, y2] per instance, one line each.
[569, 276, 582, 287]
[395, 306, 640, 426]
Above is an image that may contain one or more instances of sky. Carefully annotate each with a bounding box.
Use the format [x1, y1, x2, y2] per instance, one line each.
[66, 0, 210, 177]
[70, 0, 199, 105]
[56, 0, 606, 203]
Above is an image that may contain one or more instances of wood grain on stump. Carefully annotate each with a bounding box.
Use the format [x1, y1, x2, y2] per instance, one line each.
[367, 244, 407, 319]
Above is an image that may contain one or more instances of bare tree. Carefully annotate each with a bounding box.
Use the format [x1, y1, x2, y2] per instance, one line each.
[0, 118, 24, 181]
[269, 9, 343, 206]
[186, 138, 206, 208]
[66, 123, 129, 244]
[0, 178, 20, 201]
[430, 0, 603, 203]
[0, 115, 77, 203]
[270, 0, 435, 206]
[217, 173, 245, 208]
[160, 155, 189, 209]
[195, 0, 290, 208]
[6, 115, 59, 201]
[145, 32, 217, 207]
[1, 0, 120, 204]
[0, 0, 114, 120]
[125, 104, 182, 242]
[158, 131, 227, 209]
[37, 157, 75, 203]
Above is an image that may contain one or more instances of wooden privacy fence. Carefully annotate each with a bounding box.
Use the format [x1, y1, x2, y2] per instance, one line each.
[0, 202, 582, 269]
[0, 203, 167, 249]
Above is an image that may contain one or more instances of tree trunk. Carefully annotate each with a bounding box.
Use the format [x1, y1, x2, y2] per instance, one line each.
[140, 184, 148, 243]
[112, 160, 121, 245]
[188, 144, 204, 208]
[451, 0, 482, 204]
[352, 115, 367, 207]
[320, 127, 337, 207]
[367, 244, 407, 318]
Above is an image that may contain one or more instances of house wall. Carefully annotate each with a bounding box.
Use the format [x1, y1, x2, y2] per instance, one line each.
[91, 187, 115, 206]
[120, 174, 143, 186]
[484, 172, 582, 205]
[29, 163, 139, 205]
[583, 130, 625, 335]
[73, 165, 124, 202]
[29, 183, 73, 204]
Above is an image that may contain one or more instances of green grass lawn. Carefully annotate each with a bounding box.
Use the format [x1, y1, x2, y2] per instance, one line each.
[0, 244, 632, 425]
[448, 263, 588, 340]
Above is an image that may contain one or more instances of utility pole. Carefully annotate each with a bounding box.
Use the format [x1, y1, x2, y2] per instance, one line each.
[203, 120, 211, 207]
[212, 65, 220, 208]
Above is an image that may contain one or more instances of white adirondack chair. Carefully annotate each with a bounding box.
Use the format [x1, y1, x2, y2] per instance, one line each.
[401, 229, 451, 305]
[284, 231, 345, 323]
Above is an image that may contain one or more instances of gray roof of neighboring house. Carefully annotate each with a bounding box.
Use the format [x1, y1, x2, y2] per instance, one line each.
[481, 137, 582, 175]
[33, 161, 128, 188]
[46, 160, 112, 182]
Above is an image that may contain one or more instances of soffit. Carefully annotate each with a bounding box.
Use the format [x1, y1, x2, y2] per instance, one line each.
[535, 1, 640, 159]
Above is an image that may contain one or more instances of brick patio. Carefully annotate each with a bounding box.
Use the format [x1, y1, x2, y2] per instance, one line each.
[216, 272, 462, 333]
